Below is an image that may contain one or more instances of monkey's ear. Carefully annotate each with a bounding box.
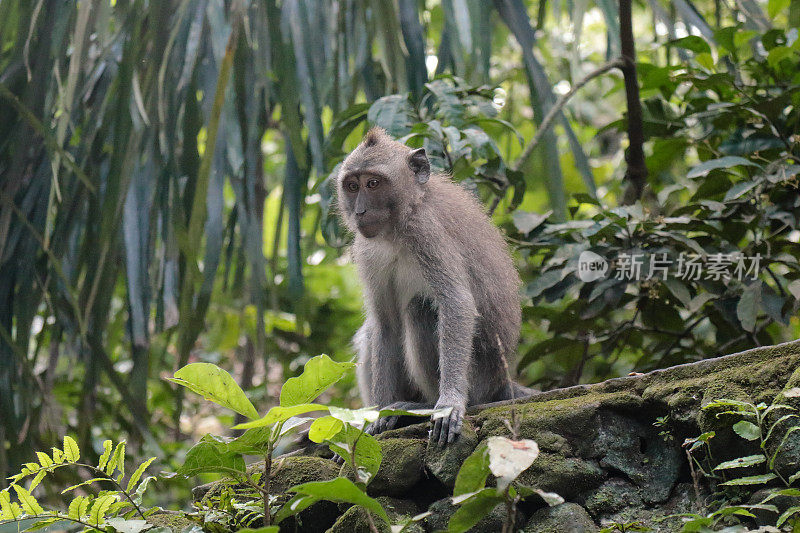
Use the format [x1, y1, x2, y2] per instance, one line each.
[408, 148, 430, 184]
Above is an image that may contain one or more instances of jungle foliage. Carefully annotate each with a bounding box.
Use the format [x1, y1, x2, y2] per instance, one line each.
[0, 0, 799, 511]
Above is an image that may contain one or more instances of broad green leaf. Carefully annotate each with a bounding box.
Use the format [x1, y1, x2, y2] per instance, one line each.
[687, 156, 760, 178]
[487, 437, 539, 492]
[169, 363, 259, 419]
[328, 406, 380, 426]
[280, 477, 389, 523]
[453, 443, 490, 497]
[233, 404, 328, 429]
[367, 95, 414, 137]
[63, 436, 80, 462]
[737, 283, 761, 332]
[176, 440, 246, 477]
[12, 485, 44, 515]
[327, 425, 382, 485]
[105, 518, 153, 533]
[670, 36, 711, 54]
[720, 473, 777, 486]
[713, 454, 766, 470]
[308, 416, 344, 443]
[733, 420, 761, 441]
[448, 488, 504, 533]
[127, 457, 156, 492]
[99, 440, 113, 471]
[279, 355, 355, 407]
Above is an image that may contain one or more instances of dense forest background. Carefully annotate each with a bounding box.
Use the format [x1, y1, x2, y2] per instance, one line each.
[1, 0, 799, 506]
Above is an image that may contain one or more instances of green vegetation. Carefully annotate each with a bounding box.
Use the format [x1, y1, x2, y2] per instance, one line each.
[1, 0, 799, 529]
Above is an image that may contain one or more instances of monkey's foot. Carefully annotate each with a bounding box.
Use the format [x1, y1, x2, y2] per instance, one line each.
[430, 402, 465, 446]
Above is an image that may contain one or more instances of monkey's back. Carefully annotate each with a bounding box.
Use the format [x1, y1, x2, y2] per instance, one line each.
[411, 174, 522, 368]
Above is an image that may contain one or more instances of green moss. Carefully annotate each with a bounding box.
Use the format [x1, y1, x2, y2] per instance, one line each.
[146, 512, 196, 531]
[368, 438, 426, 496]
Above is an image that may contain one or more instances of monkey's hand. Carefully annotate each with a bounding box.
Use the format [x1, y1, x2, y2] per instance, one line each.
[430, 399, 465, 446]
[365, 415, 400, 436]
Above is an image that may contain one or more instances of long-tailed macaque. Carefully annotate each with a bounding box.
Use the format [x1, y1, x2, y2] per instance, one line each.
[338, 128, 531, 445]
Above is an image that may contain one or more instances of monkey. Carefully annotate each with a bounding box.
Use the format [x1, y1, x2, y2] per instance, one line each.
[337, 127, 532, 446]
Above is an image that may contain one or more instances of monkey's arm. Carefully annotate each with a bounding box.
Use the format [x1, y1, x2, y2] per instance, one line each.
[415, 239, 477, 446]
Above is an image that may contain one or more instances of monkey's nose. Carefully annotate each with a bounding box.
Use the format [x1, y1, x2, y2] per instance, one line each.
[355, 207, 367, 216]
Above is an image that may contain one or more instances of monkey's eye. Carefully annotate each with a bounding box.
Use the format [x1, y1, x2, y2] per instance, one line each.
[346, 182, 359, 192]
[366, 178, 380, 189]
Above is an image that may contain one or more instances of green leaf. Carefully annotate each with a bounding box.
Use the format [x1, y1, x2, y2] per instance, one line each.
[768, 0, 790, 17]
[233, 404, 328, 429]
[733, 420, 761, 441]
[235, 528, 280, 533]
[99, 440, 113, 471]
[88, 494, 116, 526]
[169, 363, 259, 420]
[713, 454, 766, 470]
[777, 506, 800, 527]
[453, 443, 490, 497]
[61, 478, 109, 494]
[63, 436, 80, 462]
[0, 489, 19, 520]
[737, 283, 761, 332]
[25, 518, 60, 531]
[104, 518, 153, 533]
[12, 485, 44, 515]
[108, 441, 126, 477]
[35, 452, 53, 468]
[127, 457, 156, 492]
[687, 156, 760, 178]
[308, 416, 345, 444]
[176, 440, 246, 477]
[275, 478, 390, 524]
[367, 94, 414, 137]
[279, 354, 355, 407]
[670, 36, 711, 54]
[328, 425, 383, 485]
[68, 496, 87, 520]
[720, 473, 777, 486]
[448, 488, 504, 533]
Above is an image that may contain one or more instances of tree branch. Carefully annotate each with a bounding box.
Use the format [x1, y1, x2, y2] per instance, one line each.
[512, 58, 625, 174]
[619, 0, 649, 205]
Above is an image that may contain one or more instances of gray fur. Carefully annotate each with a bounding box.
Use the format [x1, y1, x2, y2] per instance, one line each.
[337, 128, 527, 445]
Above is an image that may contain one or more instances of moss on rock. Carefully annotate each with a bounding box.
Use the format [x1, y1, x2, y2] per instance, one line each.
[523, 502, 598, 533]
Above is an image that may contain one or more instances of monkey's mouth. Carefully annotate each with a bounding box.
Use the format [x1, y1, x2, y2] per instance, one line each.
[356, 220, 382, 238]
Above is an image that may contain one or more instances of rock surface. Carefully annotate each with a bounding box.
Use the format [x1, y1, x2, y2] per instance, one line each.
[187, 339, 800, 532]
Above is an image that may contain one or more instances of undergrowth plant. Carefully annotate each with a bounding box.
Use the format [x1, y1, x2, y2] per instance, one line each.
[0, 437, 158, 532]
[170, 353, 433, 533]
[446, 435, 563, 533]
[680, 397, 800, 531]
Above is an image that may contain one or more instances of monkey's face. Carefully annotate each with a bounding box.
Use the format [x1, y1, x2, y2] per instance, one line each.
[338, 127, 431, 239]
[339, 173, 394, 238]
